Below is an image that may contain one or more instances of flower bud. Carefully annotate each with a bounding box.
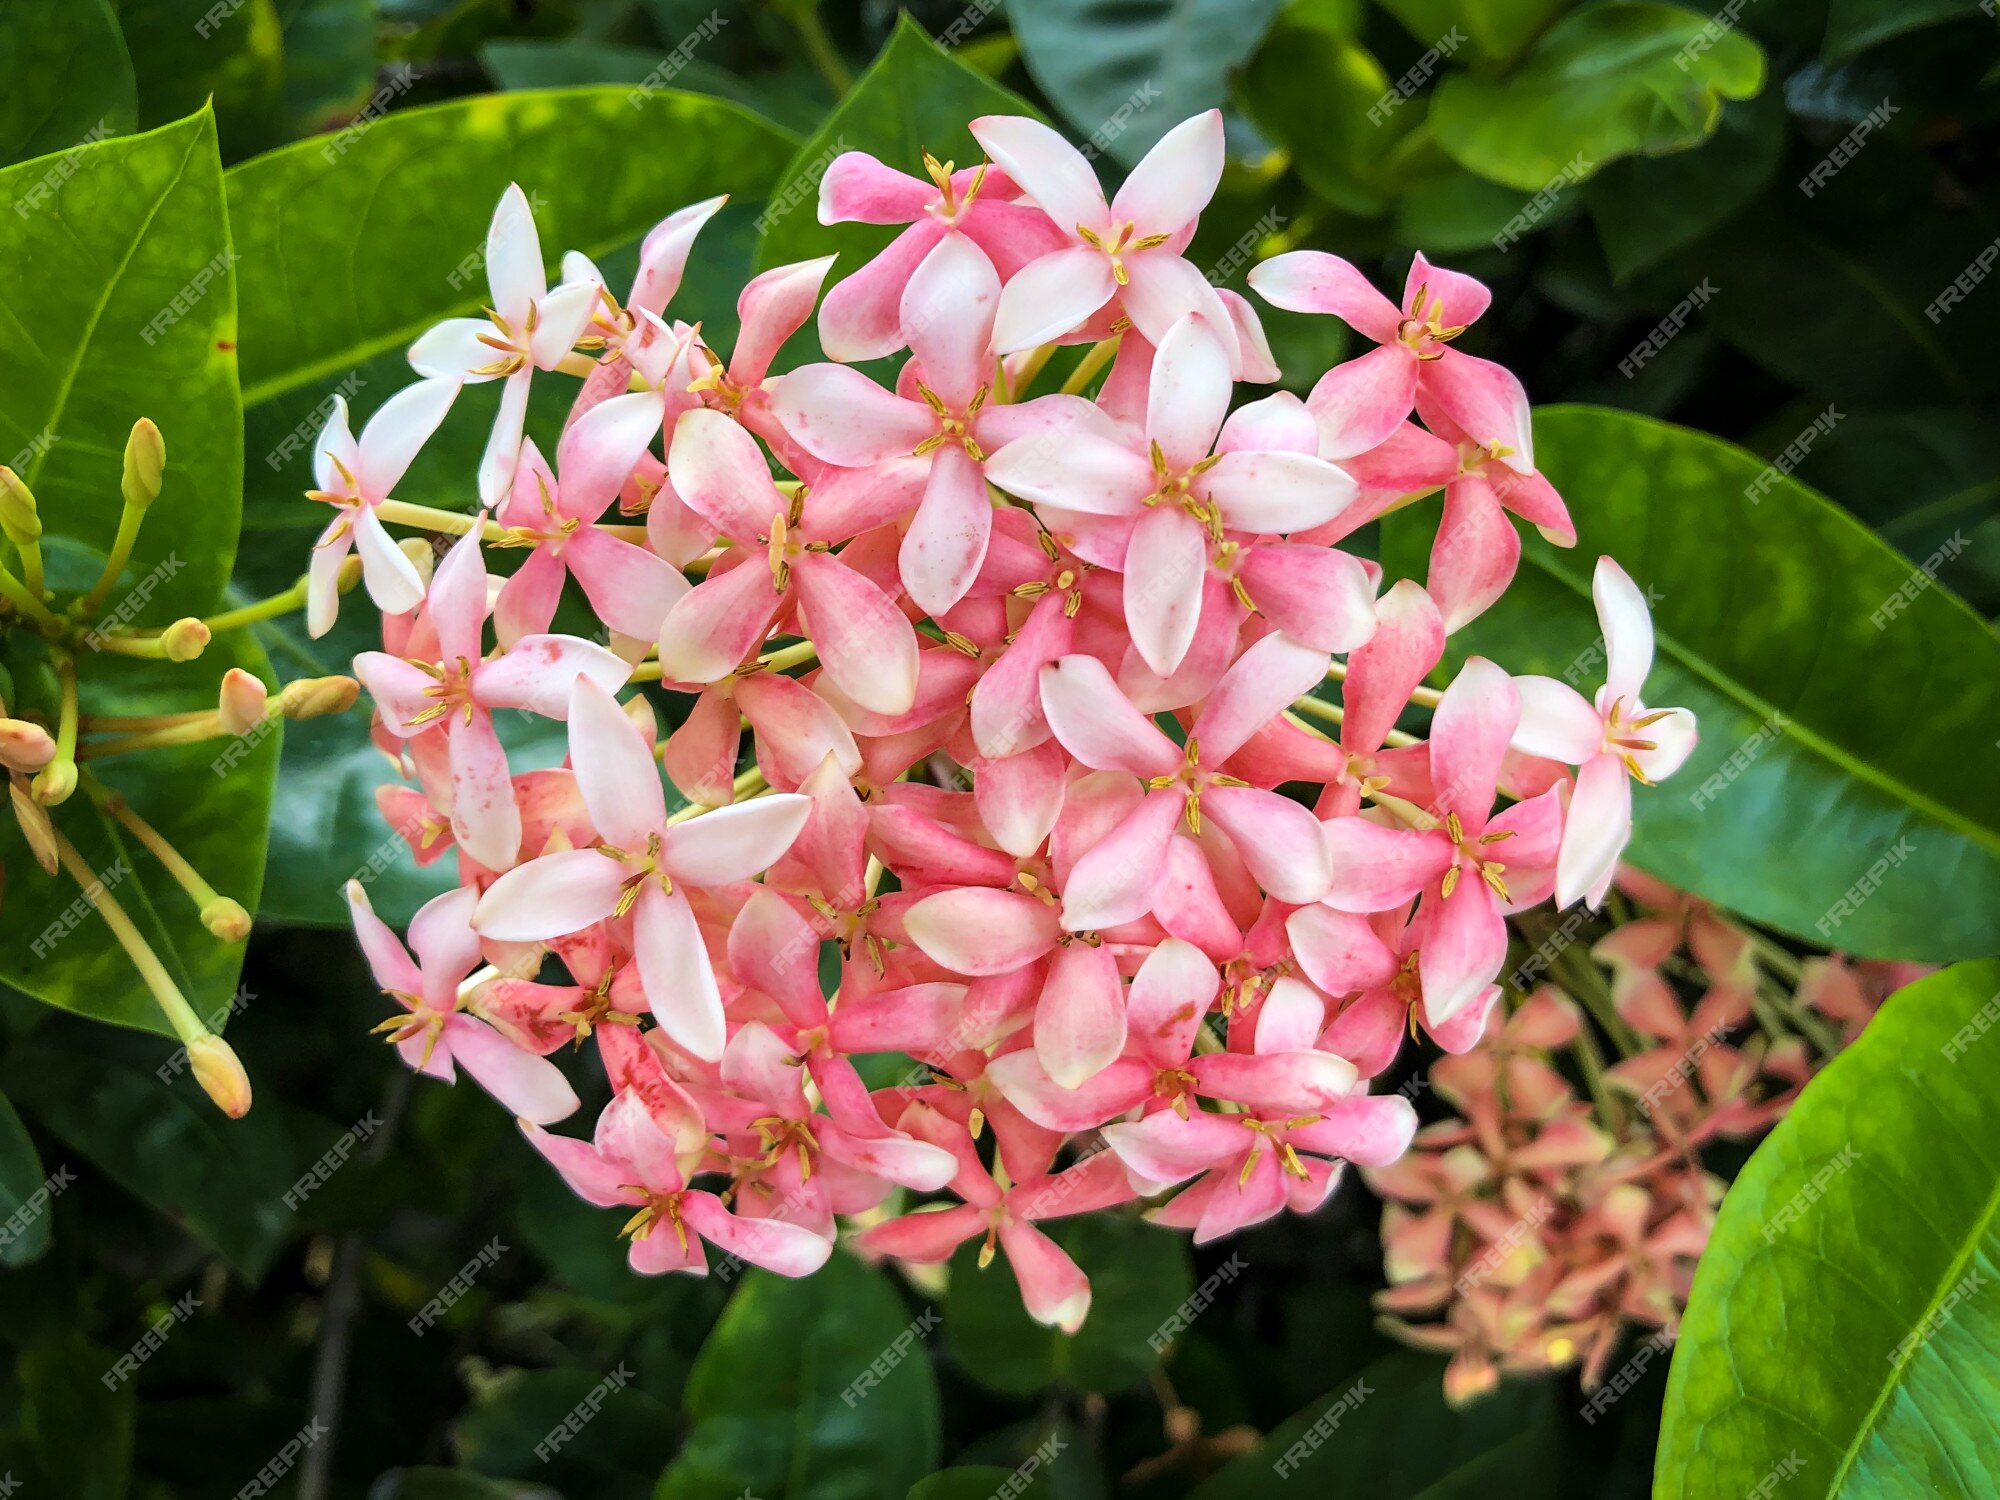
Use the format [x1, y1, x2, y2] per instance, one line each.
[161, 617, 210, 662]
[31, 756, 77, 807]
[201, 896, 253, 943]
[122, 418, 166, 510]
[337, 554, 366, 593]
[277, 674, 360, 720]
[0, 466, 41, 544]
[0, 717, 56, 774]
[217, 667, 270, 736]
[189, 1034, 253, 1118]
[397, 537, 435, 589]
[9, 780, 58, 874]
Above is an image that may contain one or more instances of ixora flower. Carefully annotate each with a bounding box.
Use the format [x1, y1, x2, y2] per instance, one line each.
[304, 132, 1697, 1325]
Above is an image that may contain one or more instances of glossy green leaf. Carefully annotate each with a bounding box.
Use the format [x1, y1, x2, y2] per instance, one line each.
[1008, 0, 1286, 168]
[1656, 960, 2000, 1498]
[0, 622, 278, 1033]
[0, 1088, 52, 1266]
[0, 0, 135, 168]
[480, 37, 827, 132]
[112, 0, 285, 143]
[656, 1252, 942, 1500]
[1584, 88, 1785, 282]
[270, 0, 382, 142]
[1381, 405, 2000, 962]
[944, 1213, 1194, 1396]
[370, 1471, 541, 1500]
[0, 108, 243, 616]
[228, 85, 797, 419]
[911, 1467, 1061, 1500]
[1236, 15, 1402, 216]
[2, 1023, 299, 1280]
[1188, 1349, 1560, 1498]
[1430, 1, 1765, 192]
[1823, 0, 1990, 61]
[1375, 0, 1573, 63]
[756, 14, 1039, 275]
[20, 1334, 136, 1500]
[456, 1365, 677, 1494]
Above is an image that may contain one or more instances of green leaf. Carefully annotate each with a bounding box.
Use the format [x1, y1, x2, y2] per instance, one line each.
[0, 0, 136, 168]
[1584, 87, 1785, 282]
[228, 85, 797, 418]
[370, 1471, 549, 1500]
[271, 0, 382, 142]
[456, 1365, 678, 1494]
[755, 14, 1039, 275]
[944, 1214, 1194, 1396]
[0, 619, 278, 1033]
[1430, 1, 1765, 192]
[910, 1467, 1062, 1500]
[1007, 0, 1287, 168]
[20, 1334, 136, 1500]
[1380, 405, 2000, 962]
[2, 1022, 298, 1280]
[1655, 960, 2000, 1499]
[0, 108, 243, 616]
[1187, 1349, 1559, 1498]
[1374, 0, 1573, 63]
[1236, 16, 1402, 216]
[0, 1088, 53, 1266]
[112, 0, 285, 147]
[1823, 0, 1991, 61]
[656, 1252, 942, 1500]
[479, 37, 826, 132]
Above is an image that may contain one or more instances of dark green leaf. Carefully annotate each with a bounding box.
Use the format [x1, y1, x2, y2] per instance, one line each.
[1, 617, 278, 1033]
[1584, 87, 1785, 282]
[2, 1022, 298, 1279]
[456, 1365, 677, 1497]
[0, 1088, 53, 1266]
[0, 0, 135, 168]
[1008, 0, 1286, 168]
[1187, 1349, 1560, 1498]
[370, 1470, 555, 1500]
[656, 1251, 942, 1500]
[112, 0, 285, 144]
[0, 108, 243, 616]
[480, 37, 825, 132]
[1374, 0, 1573, 63]
[755, 14, 1040, 274]
[1656, 960, 2000, 1498]
[1823, 0, 1989, 61]
[1236, 16, 1402, 216]
[20, 1334, 136, 1500]
[1430, 1, 1765, 191]
[1381, 405, 2000, 962]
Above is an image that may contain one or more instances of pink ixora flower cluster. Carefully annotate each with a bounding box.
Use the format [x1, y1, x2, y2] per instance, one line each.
[1367, 867, 1921, 1403]
[317, 110, 1698, 1331]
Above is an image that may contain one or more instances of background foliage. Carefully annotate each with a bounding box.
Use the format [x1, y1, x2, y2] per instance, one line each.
[1, 0, 1997, 1496]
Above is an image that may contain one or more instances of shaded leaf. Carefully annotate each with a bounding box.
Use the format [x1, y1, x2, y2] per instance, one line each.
[0, 0, 135, 169]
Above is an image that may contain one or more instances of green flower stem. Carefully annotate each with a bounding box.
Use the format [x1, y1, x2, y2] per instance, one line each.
[84, 773, 248, 940]
[1058, 336, 1122, 397]
[76, 715, 227, 761]
[1325, 657, 1442, 707]
[77, 499, 151, 620]
[0, 561, 63, 633]
[791, 5, 854, 94]
[202, 579, 309, 634]
[48, 822, 208, 1044]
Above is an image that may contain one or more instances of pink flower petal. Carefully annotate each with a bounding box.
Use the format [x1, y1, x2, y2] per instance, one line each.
[1111, 109, 1224, 234]
[633, 881, 726, 1060]
[1247, 250, 1402, 344]
[902, 231, 1000, 411]
[772, 363, 937, 467]
[662, 792, 811, 885]
[1038, 654, 1181, 776]
[474, 846, 627, 940]
[1192, 631, 1330, 766]
[1321, 817, 1454, 913]
[789, 552, 920, 717]
[442, 1014, 579, 1124]
[656, 558, 782, 684]
[448, 711, 522, 870]
[1033, 941, 1127, 1088]
[989, 246, 1119, 353]
[970, 114, 1108, 239]
[1430, 656, 1518, 835]
[1201, 785, 1334, 904]
[566, 674, 667, 846]
[1122, 504, 1208, 678]
[1237, 542, 1378, 655]
[903, 888, 1063, 976]
[1287, 904, 1401, 995]
[1306, 343, 1419, 460]
[900, 443, 992, 616]
[1419, 876, 1507, 1025]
